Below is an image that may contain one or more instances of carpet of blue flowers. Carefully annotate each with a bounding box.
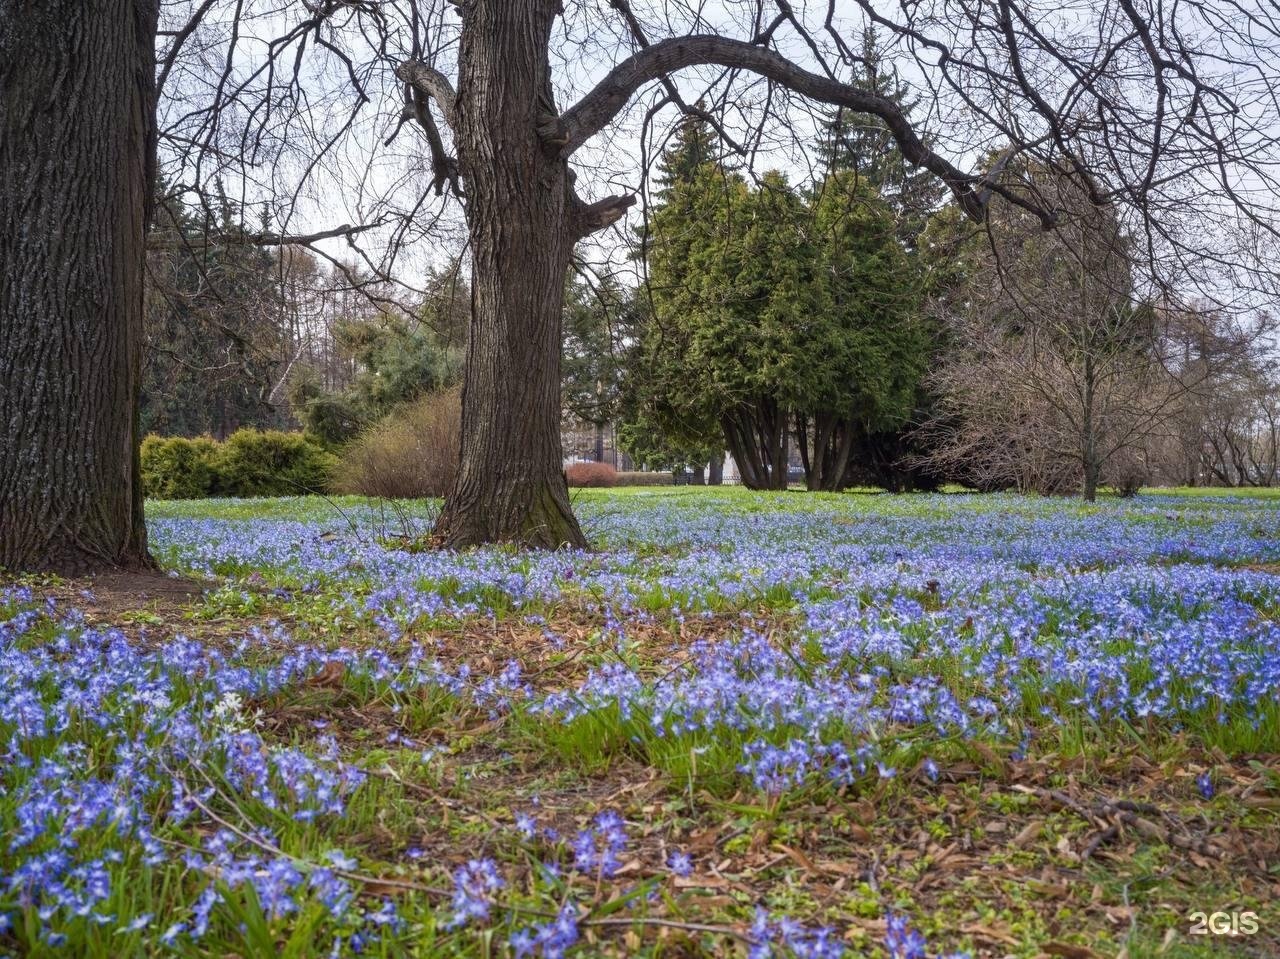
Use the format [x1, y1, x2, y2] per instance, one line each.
[3, 488, 1279, 957]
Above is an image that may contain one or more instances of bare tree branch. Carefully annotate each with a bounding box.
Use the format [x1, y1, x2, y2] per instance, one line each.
[395, 58, 457, 128]
[557, 34, 1044, 224]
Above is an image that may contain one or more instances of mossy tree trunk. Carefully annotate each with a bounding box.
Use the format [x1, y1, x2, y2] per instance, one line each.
[431, 0, 587, 549]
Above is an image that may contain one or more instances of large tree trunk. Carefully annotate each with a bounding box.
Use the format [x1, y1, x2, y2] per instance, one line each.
[722, 410, 767, 489]
[433, 0, 587, 549]
[0, 0, 157, 573]
[707, 455, 723, 485]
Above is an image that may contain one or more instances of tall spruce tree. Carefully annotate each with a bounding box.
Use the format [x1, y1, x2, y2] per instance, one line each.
[797, 173, 928, 491]
[809, 30, 951, 492]
[561, 276, 632, 461]
[636, 152, 926, 491]
[631, 99, 929, 493]
[619, 114, 734, 479]
[143, 187, 290, 438]
[816, 29, 944, 245]
[708, 171, 823, 490]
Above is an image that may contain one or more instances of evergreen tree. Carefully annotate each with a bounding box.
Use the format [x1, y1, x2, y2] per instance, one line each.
[815, 28, 944, 244]
[561, 276, 630, 449]
[655, 108, 719, 198]
[291, 313, 463, 446]
[706, 170, 824, 489]
[618, 113, 735, 479]
[629, 107, 931, 492]
[142, 184, 289, 438]
[798, 172, 929, 491]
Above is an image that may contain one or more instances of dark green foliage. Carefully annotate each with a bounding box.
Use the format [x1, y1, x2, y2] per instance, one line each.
[292, 315, 462, 447]
[617, 114, 732, 479]
[561, 277, 631, 432]
[617, 401, 722, 475]
[341, 316, 459, 413]
[287, 373, 368, 450]
[800, 29, 952, 489]
[617, 122, 729, 478]
[802, 173, 938, 491]
[810, 171, 927, 429]
[140, 431, 336, 499]
[628, 111, 929, 492]
[143, 184, 291, 437]
[815, 28, 945, 245]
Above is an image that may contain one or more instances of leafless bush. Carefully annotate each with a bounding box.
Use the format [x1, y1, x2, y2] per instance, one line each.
[916, 173, 1260, 500]
[331, 387, 460, 499]
[565, 463, 617, 488]
[1152, 342, 1280, 487]
[615, 471, 673, 487]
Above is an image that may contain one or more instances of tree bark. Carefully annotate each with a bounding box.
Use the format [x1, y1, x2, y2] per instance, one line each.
[722, 410, 766, 489]
[707, 456, 723, 485]
[1081, 353, 1100, 502]
[0, 0, 158, 573]
[432, 0, 588, 549]
[823, 419, 857, 493]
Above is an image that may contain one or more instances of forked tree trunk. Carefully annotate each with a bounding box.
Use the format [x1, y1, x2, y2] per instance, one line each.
[0, 0, 157, 573]
[433, 0, 587, 549]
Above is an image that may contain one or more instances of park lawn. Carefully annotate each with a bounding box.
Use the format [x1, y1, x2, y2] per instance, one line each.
[3, 488, 1280, 957]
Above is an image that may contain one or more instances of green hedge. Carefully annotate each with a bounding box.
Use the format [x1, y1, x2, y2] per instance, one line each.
[141, 429, 337, 499]
[140, 436, 220, 499]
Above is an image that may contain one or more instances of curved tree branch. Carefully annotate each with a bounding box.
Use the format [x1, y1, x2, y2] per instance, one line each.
[146, 219, 385, 251]
[557, 34, 1031, 224]
[395, 59, 458, 129]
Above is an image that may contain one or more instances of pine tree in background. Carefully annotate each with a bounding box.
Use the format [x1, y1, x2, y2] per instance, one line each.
[561, 276, 632, 463]
[619, 112, 735, 480]
[799, 172, 929, 491]
[655, 107, 719, 200]
[802, 29, 954, 491]
[290, 313, 463, 447]
[707, 170, 824, 489]
[143, 184, 289, 438]
[816, 28, 945, 244]
[627, 105, 935, 492]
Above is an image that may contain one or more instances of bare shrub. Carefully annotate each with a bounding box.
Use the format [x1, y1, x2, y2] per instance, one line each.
[565, 463, 617, 488]
[331, 388, 460, 498]
[615, 470, 673, 487]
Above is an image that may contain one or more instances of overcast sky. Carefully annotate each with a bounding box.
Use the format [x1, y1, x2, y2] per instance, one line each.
[155, 0, 1280, 315]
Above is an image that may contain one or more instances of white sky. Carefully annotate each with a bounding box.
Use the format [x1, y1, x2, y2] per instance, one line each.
[155, 0, 1280, 315]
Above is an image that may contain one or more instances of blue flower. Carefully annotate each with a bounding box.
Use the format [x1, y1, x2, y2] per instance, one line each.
[448, 858, 503, 928]
[1197, 771, 1215, 799]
